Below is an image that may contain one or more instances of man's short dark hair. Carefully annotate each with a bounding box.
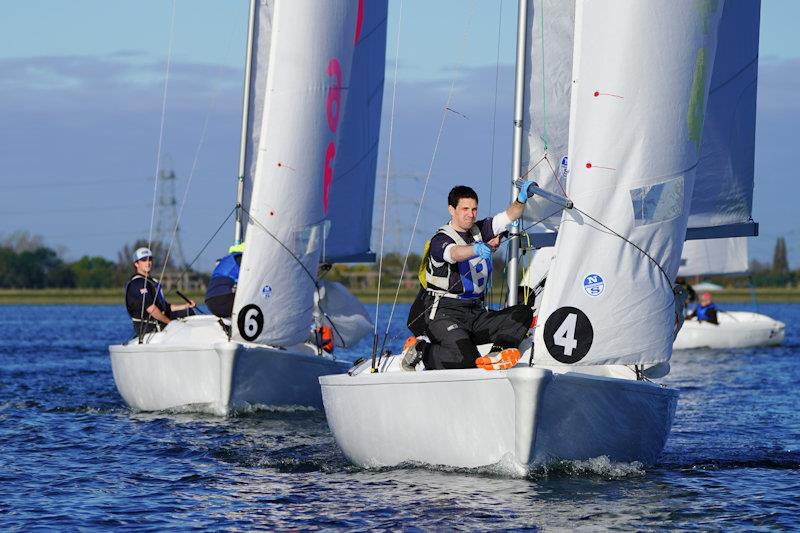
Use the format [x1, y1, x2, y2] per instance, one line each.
[448, 186, 478, 208]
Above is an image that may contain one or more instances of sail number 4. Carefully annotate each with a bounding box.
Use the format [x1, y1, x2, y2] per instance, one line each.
[543, 306, 594, 363]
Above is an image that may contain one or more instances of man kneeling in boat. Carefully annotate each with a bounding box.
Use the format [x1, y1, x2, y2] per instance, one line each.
[402, 185, 534, 371]
[686, 291, 719, 325]
[124, 247, 196, 337]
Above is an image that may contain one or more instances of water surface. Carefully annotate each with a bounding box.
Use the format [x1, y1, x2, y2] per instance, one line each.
[0, 303, 797, 530]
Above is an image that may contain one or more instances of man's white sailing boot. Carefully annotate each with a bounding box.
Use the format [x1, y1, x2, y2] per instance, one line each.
[400, 336, 429, 371]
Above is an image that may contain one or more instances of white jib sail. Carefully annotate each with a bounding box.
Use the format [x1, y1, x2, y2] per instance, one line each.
[679, 237, 749, 277]
[532, 0, 725, 366]
[233, 1, 359, 346]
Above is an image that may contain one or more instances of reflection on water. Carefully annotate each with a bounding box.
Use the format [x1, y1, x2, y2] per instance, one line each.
[0, 303, 798, 529]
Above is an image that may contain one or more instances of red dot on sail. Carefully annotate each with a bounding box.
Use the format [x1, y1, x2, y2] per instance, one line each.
[586, 162, 592, 169]
[593, 91, 599, 97]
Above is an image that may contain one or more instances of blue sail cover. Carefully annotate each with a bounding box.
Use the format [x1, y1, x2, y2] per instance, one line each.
[322, 1, 387, 264]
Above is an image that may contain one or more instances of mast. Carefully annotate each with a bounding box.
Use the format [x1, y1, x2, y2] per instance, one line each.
[506, 0, 528, 306]
[234, 0, 258, 245]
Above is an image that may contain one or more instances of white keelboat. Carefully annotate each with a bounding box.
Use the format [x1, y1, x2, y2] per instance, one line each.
[321, 0, 761, 469]
[109, 0, 387, 415]
[674, 238, 785, 349]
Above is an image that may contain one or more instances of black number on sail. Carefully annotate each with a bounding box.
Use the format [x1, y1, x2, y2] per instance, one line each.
[238, 304, 264, 341]
[543, 307, 593, 363]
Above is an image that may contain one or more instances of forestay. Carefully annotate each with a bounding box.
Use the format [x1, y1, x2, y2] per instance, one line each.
[323, 1, 387, 264]
[533, 0, 724, 366]
[679, 237, 749, 277]
[233, 1, 359, 346]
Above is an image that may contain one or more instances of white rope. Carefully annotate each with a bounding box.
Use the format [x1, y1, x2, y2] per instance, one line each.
[488, 0, 504, 218]
[379, 0, 478, 352]
[139, 0, 177, 336]
[159, 22, 240, 285]
[373, 0, 404, 343]
[487, 0, 504, 307]
[147, 0, 177, 251]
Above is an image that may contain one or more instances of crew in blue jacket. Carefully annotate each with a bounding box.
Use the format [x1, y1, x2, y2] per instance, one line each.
[205, 243, 243, 318]
[686, 291, 719, 325]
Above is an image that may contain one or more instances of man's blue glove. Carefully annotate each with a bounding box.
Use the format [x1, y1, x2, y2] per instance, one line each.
[473, 242, 493, 260]
[516, 180, 536, 203]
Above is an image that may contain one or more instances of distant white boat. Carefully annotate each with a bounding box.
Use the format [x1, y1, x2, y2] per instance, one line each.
[692, 281, 724, 292]
[674, 311, 784, 350]
[675, 239, 785, 350]
[110, 0, 387, 415]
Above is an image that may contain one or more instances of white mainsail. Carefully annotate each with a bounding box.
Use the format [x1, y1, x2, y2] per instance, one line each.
[324, 2, 387, 263]
[521, 0, 575, 231]
[521, 0, 759, 249]
[233, 1, 360, 346]
[240, 1, 276, 227]
[679, 237, 749, 277]
[532, 0, 725, 366]
[689, 0, 759, 230]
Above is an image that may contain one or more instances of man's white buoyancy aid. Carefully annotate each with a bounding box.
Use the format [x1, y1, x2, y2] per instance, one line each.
[425, 223, 492, 300]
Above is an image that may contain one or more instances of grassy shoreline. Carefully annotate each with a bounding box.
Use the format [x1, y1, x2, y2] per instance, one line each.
[1, 287, 799, 305]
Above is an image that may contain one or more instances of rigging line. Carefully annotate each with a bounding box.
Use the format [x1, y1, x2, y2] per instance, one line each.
[148, 0, 177, 251]
[372, 0, 404, 365]
[571, 206, 673, 288]
[378, 0, 478, 363]
[141, 0, 177, 338]
[158, 20, 239, 285]
[172, 206, 236, 282]
[235, 207, 345, 353]
[543, 152, 568, 196]
[487, 0, 504, 308]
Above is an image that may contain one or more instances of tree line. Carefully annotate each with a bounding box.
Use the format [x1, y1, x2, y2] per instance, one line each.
[0, 233, 191, 289]
[0, 232, 795, 289]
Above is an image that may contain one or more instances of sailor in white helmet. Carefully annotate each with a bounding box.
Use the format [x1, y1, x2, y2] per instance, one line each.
[124, 247, 196, 337]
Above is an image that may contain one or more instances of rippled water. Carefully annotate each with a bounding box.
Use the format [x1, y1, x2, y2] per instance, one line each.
[0, 303, 798, 530]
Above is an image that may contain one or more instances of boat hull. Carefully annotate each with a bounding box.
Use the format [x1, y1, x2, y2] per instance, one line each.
[320, 360, 678, 469]
[674, 311, 785, 350]
[109, 317, 349, 415]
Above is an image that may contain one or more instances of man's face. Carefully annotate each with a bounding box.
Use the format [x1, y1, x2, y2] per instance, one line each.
[448, 197, 478, 232]
[135, 257, 153, 275]
[701, 293, 712, 306]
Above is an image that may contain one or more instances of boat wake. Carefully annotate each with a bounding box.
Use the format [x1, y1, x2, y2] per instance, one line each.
[364, 454, 647, 480]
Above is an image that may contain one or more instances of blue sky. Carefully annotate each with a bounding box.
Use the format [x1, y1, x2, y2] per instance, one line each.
[0, 1, 797, 271]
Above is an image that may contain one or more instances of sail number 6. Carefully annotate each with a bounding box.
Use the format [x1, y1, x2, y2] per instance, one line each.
[543, 306, 594, 364]
[237, 304, 264, 341]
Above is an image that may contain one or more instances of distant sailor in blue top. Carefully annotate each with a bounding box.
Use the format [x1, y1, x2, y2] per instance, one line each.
[124, 247, 196, 337]
[686, 291, 719, 325]
[402, 184, 535, 371]
[204, 243, 244, 319]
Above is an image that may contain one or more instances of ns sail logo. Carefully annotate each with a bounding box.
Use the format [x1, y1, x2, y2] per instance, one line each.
[583, 273, 605, 297]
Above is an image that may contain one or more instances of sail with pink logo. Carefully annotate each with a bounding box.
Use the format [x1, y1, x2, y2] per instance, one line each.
[232, 0, 386, 346]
